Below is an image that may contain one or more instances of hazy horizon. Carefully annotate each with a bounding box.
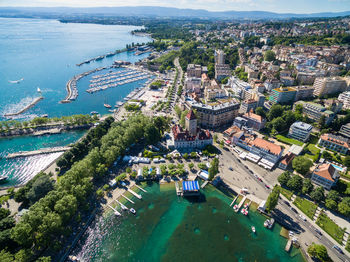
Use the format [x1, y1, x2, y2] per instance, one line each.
[1, 0, 350, 14]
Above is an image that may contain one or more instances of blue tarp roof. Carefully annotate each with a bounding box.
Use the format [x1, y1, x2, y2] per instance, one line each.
[182, 181, 199, 191]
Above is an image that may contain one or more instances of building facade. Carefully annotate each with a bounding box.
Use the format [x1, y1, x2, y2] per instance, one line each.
[311, 163, 339, 190]
[288, 121, 313, 142]
[319, 133, 350, 154]
[270, 87, 297, 104]
[295, 101, 335, 125]
[339, 123, 350, 138]
[313, 77, 348, 97]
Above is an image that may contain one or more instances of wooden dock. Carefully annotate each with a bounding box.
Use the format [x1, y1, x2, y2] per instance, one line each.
[107, 204, 121, 216]
[230, 195, 239, 207]
[121, 194, 135, 204]
[237, 196, 247, 210]
[116, 200, 128, 211]
[175, 181, 182, 196]
[128, 188, 142, 199]
[6, 146, 70, 159]
[135, 184, 147, 192]
[285, 239, 292, 252]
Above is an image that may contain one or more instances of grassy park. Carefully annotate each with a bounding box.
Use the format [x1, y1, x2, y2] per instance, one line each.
[276, 135, 304, 146]
[293, 196, 318, 219]
[316, 212, 345, 244]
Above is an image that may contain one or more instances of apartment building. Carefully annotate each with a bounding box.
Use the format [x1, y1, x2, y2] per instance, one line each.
[187, 64, 203, 78]
[338, 91, 350, 110]
[294, 86, 315, 101]
[313, 77, 348, 97]
[339, 123, 350, 138]
[188, 100, 240, 129]
[319, 133, 350, 154]
[288, 121, 313, 142]
[270, 87, 297, 104]
[294, 101, 335, 125]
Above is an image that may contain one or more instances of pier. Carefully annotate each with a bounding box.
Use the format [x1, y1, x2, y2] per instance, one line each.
[121, 194, 135, 204]
[135, 185, 147, 192]
[116, 200, 128, 211]
[6, 146, 70, 159]
[236, 195, 247, 212]
[4, 96, 44, 117]
[107, 204, 121, 216]
[285, 239, 292, 252]
[76, 48, 128, 67]
[127, 188, 142, 199]
[230, 195, 239, 207]
[201, 181, 209, 188]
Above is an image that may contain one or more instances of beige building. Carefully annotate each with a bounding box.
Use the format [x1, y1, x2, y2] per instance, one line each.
[313, 77, 348, 97]
[187, 100, 240, 129]
[187, 64, 203, 78]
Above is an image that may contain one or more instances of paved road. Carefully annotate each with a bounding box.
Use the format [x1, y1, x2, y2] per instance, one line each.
[218, 147, 350, 262]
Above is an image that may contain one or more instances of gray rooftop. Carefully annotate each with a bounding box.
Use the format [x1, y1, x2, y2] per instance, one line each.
[291, 121, 313, 131]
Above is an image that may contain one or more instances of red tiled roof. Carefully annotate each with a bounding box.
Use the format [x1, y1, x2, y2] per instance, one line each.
[314, 163, 337, 182]
[320, 134, 350, 149]
[186, 110, 196, 120]
[249, 137, 282, 155]
[244, 111, 263, 123]
[280, 153, 295, 166]
[172, 125, 211, 142]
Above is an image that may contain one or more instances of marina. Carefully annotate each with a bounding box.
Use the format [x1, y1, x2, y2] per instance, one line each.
[61, 66, 111, 103]
[76, 48, 128, 66]
[86, 69, 152, 94]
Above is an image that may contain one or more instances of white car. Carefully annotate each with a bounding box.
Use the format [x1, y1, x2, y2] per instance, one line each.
[299, 214, 307, 221]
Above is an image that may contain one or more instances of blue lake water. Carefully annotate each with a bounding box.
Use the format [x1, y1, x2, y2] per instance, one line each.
[0, 18, 152, 186]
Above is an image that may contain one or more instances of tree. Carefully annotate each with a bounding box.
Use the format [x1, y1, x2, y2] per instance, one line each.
[287, 175, 303, 193]
[0, 208, 10, 220]
[267, 104, 283, 121]
[325, 199, 338, 210]
[338, 197, 350, 216]
[302, 178, 314, 195]
[26, 174, 54, 205]
[310, 186, 325, 203]
[0, 250, 14, 262]
[264, 50, 275, 62]
[255, 107, 266, 118]
[272, 117, 287, 132]
[344, 156, 350, 168]
[265, 186, 280, 213]
[278, 171, 291, 186]
[188, 163, 194, 170]
[208, 158, 219, 180]
[307, 243, 331, 262]
[292, 156, 313, 175]
[183, 153, 189, 160]
[144, 123, 161, 145]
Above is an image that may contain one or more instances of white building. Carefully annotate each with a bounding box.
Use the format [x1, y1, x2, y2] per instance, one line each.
[288, 121, 313, 142]
[338, 91, 350, 110]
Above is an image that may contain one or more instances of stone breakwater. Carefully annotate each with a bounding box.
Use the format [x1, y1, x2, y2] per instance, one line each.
[3, 96, 44, 117]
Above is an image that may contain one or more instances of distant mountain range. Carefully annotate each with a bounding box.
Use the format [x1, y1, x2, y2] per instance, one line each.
[0, 6, 350, 20]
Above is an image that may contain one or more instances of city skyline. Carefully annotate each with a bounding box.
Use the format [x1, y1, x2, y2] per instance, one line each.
[1, 0, 350, 14]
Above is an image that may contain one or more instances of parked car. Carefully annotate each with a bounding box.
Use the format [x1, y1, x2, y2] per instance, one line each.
[228, 167, 233, 171]
[290, 207, 298, 213]
[332, 245, 344, 254]
[265, 185, 271, 189]
[283, 200, 290, 206]
[315, 229, 322, 236]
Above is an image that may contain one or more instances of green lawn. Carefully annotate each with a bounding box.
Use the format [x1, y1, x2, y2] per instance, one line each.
[304, 144, 320, 161]
[293, 196, 318, 219]
[316, 212, 345, 244]
[276, 135, 304, 146]
[277, 186, 294, 200]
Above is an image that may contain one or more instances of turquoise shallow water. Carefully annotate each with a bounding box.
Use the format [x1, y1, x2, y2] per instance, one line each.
[0, 18, 152, 186]
[0, 130, 86, 186]
[72, 183, 305, 262]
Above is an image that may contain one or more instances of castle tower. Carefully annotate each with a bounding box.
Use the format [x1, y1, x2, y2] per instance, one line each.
[185, 110, 197, 136]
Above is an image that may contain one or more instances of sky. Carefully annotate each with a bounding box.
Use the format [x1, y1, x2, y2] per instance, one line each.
[1, 0, 350, 13]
